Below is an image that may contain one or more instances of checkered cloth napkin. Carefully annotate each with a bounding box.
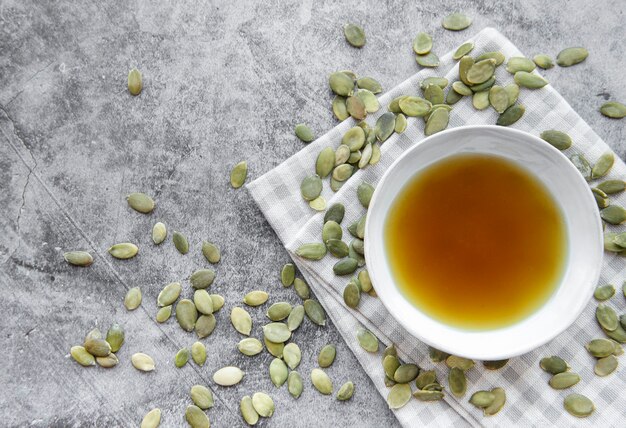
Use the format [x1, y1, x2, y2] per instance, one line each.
[247, 27, 626, 427]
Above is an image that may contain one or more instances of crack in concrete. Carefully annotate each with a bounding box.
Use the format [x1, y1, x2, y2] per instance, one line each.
[5, 60, 55, 107]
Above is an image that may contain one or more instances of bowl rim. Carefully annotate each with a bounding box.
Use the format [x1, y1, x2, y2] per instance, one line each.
[364, 124, 604, 360]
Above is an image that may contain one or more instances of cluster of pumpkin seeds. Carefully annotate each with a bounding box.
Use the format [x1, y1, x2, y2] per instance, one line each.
[70, 324, 125, 368]
[539, 355, 596, 417]
[240, 392, 275, 424]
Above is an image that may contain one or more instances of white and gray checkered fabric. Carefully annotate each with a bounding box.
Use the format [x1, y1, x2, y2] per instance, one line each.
[247, 27, 626, 427]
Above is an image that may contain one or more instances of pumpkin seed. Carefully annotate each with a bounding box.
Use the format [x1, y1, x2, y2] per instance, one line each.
[600, 101, 626, 119]
[594, 284, 615, 301]
[470, 391, 496, 408]
[267, 302, 292, 321]
[369, 143, 381, 165]
[343, 23, 365, 47]
[356, 327, 379, 352]
[428, 347, 449, 362]
[295, 123, 314, 142]
[358, 270, 372, 292]
[549, 372, 580, 389]
[230, 161, 248, 189]
[185, 405, 209, 428]
[348, 150, 362, 165]
[128, 68, 142, 95]
[442, 13, 472, 31]
[126, 192, 154, 213]
[514, 71, 548, 89]
[424, 107, 449, 136]
[604, 232, 623, 252]
[109, 243, 138, 259]
[530, 54, 553, 70]
[467, 59, 496, 84]
[314, 147, 334, 179]
[140, 408, 161, 428]
[244, 290, 269, 307]
[470, 76, 496, 93]
[483, 387, 506, 416]
[176, 299, 198, 331]
[453, 42, 474, 60]
[324, 204, 345, 224]
[540, 355, 569, 374]
[301, 175, 323, 201]
[601, 205, 626, 224]
[459, 56, 474, 85]
[597, 304, 619, 331]
[213, 366, 244, 386]
[238, 338, 263, 356]
[85, 328, 102, 342]
[311, 368, 333, 395]
[191, 342, 207, 366]
[304, 299, 326, 325]
[124, 287, 142, 310]
[263, 322, 292, 343]
[412, 32, 432, 55]
[294, 278, 310, 299]
[322, 220, 342, 243]
[415, 52, 440, 68]
[84, 337, 111, 357]
[448, 367, 466, 397]
[506, 56, 536, 73]
[446, 355, 474, 370]
[194, 290, 213, 315]
[283, 371, 303, 400]
[399, 96, 432, 117]
[296, 242, 327, 260]
[172, 231, 189, 254]
[563, 393, 595, 417]
[387, 383, 411, 409]
[597, 180, 626, 194]
[595, 354, 618, 376]
[375, 112, 396, 142]
[332, 96, 349, 121]
[336, 381, 355, 401]
[346, 95, 366, 120]
[269, 358, 288, 387]
[174, 347, 189, 368]
[504, 83, 520, 107]
[358, 143, 373, 168]
[475, 51, 505, 65]
[195, 314, 216, 338]
[105, 323, 124, 352]
[201, 241, 220, 264]
[421, 77, 449, 89]
[158, 282, 181, 307]
[190, 385, 213, 410]
[540, 130, 572, 150]
[603, 322, 626, 343]
[356, 182, 375, 208]
[394, 113, 408, 133]
[415, 370, 437, 389]
[190, 269, 216, 289]
[318, 344, 337, 368]
[497, 104, 525, 126]
[70, 345, 95, 366]
[592, 152, 614, 179]
[333, 164, 354, 182]
[452, 81, 472, 96]
[388, 96, 406, 113]
[446, 88, 463, 105]
[334, 258, 358, 276]
[350, 238, 364, 255]
[413, 390, 444, 401]
[131, 353, 155, 371]
[356, 77, 382, 93]
[556, 47, 589, 67]
[586, 338, 616, 357]
[283, 343, 302, 370]
[329, 72, 354, 96]
[251, 392, 274, 418]
[483, 359, 508, 370]
[394, 363, 419, 383]
[472, 91, 490, 110]
[356, 89, 380, 113]
[489, 86, 509, 114]
[570, 153, 592, 181]
[343, 281, 361, 308]
[63, 251, 93, 267]
[423, 84, 444, 105]
[231, 307, 252, 335]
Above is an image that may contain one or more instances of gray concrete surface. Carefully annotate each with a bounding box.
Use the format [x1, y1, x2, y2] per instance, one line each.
[1, 0, 624, 426]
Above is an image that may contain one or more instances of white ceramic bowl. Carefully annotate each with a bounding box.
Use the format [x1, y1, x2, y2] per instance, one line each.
[365, 125, 603, 360]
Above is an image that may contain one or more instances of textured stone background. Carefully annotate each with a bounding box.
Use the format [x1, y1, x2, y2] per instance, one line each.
[1, 0, 624, 426]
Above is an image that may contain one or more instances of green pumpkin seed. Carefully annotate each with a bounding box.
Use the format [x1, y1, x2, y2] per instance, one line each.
[326, 239, 349, 258]
[356, 89, 380, 113]
[185, 405, 209, 428]
[384, 376, 396, 388]
[140, 408, 161, 428]
[467, 59, 496, 85]
[191, 313, 214, 335]
[470, 391, 496, 408]
[269, 357, 289, 387]
[472, 91, 490, 110]
[452, 81, 472, 96]
[324, 204, 345, 224]
[156, 305, 172, 323]
[243, 290, 269, 307]
[336, 381, 355, 401]
[415, 370, 437, 389]
[497, 104, 525, 126]
[309, 196, 326, 211]
[446, 87, 463, 105]
[611, 339, 624, 355]
[358, 270, 372, 292]
[322, 220, 342, 243]
[158, 282, 181, 306]
[459, 56, 474, 85]
[483, 387, 506, 416]
[281, 263, 295, 287]
[191, 342, 206, 366]
[190, 385, 213, 410]
[387, 383, 411, 409]
[556, 47, 589, 67]
[448, 367, 467, 397]
[294, 278, 310, 300]
[470, 76, 496, 93]
[230, 161, 248, 189]
[597, 180, 626, 194]
[84, 337, 111, 357]
[540, 130, 572, 150]
[346, 95, 366, 120]
[356, 327, 379, 352]
[201, 241, 220, 264]
[124, 287, 142, 310]
[453, 42, 474, 60]
[442, 13, 472, 31]
[252, 392, 274, 417]
[506, 57, 536, 74]
[570, 153, 592, 181]
[421, 77, 449, 89]
[356, 77, 382, 93]
[549, 372, 580, 389]
[132, 352, 155, 371]
[589, 187, 606, 207]
[295, 123, 314, 142]
[370, 142, 381, 165]
[317, 344, 337, 368]
[413, 389, 444, 401]
[172, 231, 189, 254]
[475, 51, 505, 66]
[104, 323, 124, 353]
[344, 23, 366, 47]
[334, 258, 358, 276]
[174, 347, 189, 368]
[213, 366, 244, 386]
[263, 322, 292, 343]
[126, 192, 155, 213]
[194, 290, 214, 315]
[415, 52, 440, 68]
[533, 54, 554, 69]
[446, 355, 474, 370]
[70, 345, 96, 366]
[604, 232, 623, 252]
[176, 299, 198, 332]
[329, 72, 354, 96]
[332, 96, 349, 121]
[311, 368, 333, 395]
[592, 152, 614, 179]
[586, 338, 616, 357]
[601, 205, 626, 225]
[357, 182, 375, 208]
[394, 363, 419, 383]
[304, 299, 326, 325]
[603, 322, 626, 343]
[283, 302, 302, 330]
[351, 237, 365, 254]
[282, 342, 302, 370]
[412, 32, 433, 55]
[343, 281, 361, 308]
[596, 304, 619, 331]
[483, 359, 508, 370]
[128, 68, 142, 95]
[285, 371, 303, 399]
[424, 84, 445, 104]
[301, 175, 323, 201]
[514, 71, 548, 89]
[600, 101, 626, 119]
[540, 356, 569, 374]
[424, 107, 449, 136]
[595, 354, 618, 376]
[348, 150, 362, 165]
[333, 164, 354, 182]
[64, 250, 93, 267]
[504, 83, 520, 107]
[263, 337, 284, 358]
[231, 307, 252, 335]
[429, 346, 449, 362]
[296, 242, 327, 260]
[359, 143, 373, 168]
[399, 96, 432, 117]
[563, 393, 595, 417]
[375, 112, 396, 142]
[388, 96, 407, 113]
[238, 338, 264, 356]
[594, 284, 615, 301]
[487, 86, 509, 114]
[267, 302, 292, 321]
[394, 113, 408, 134]
[190, 269, 215, 289]
[109, 243, 138, 259]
